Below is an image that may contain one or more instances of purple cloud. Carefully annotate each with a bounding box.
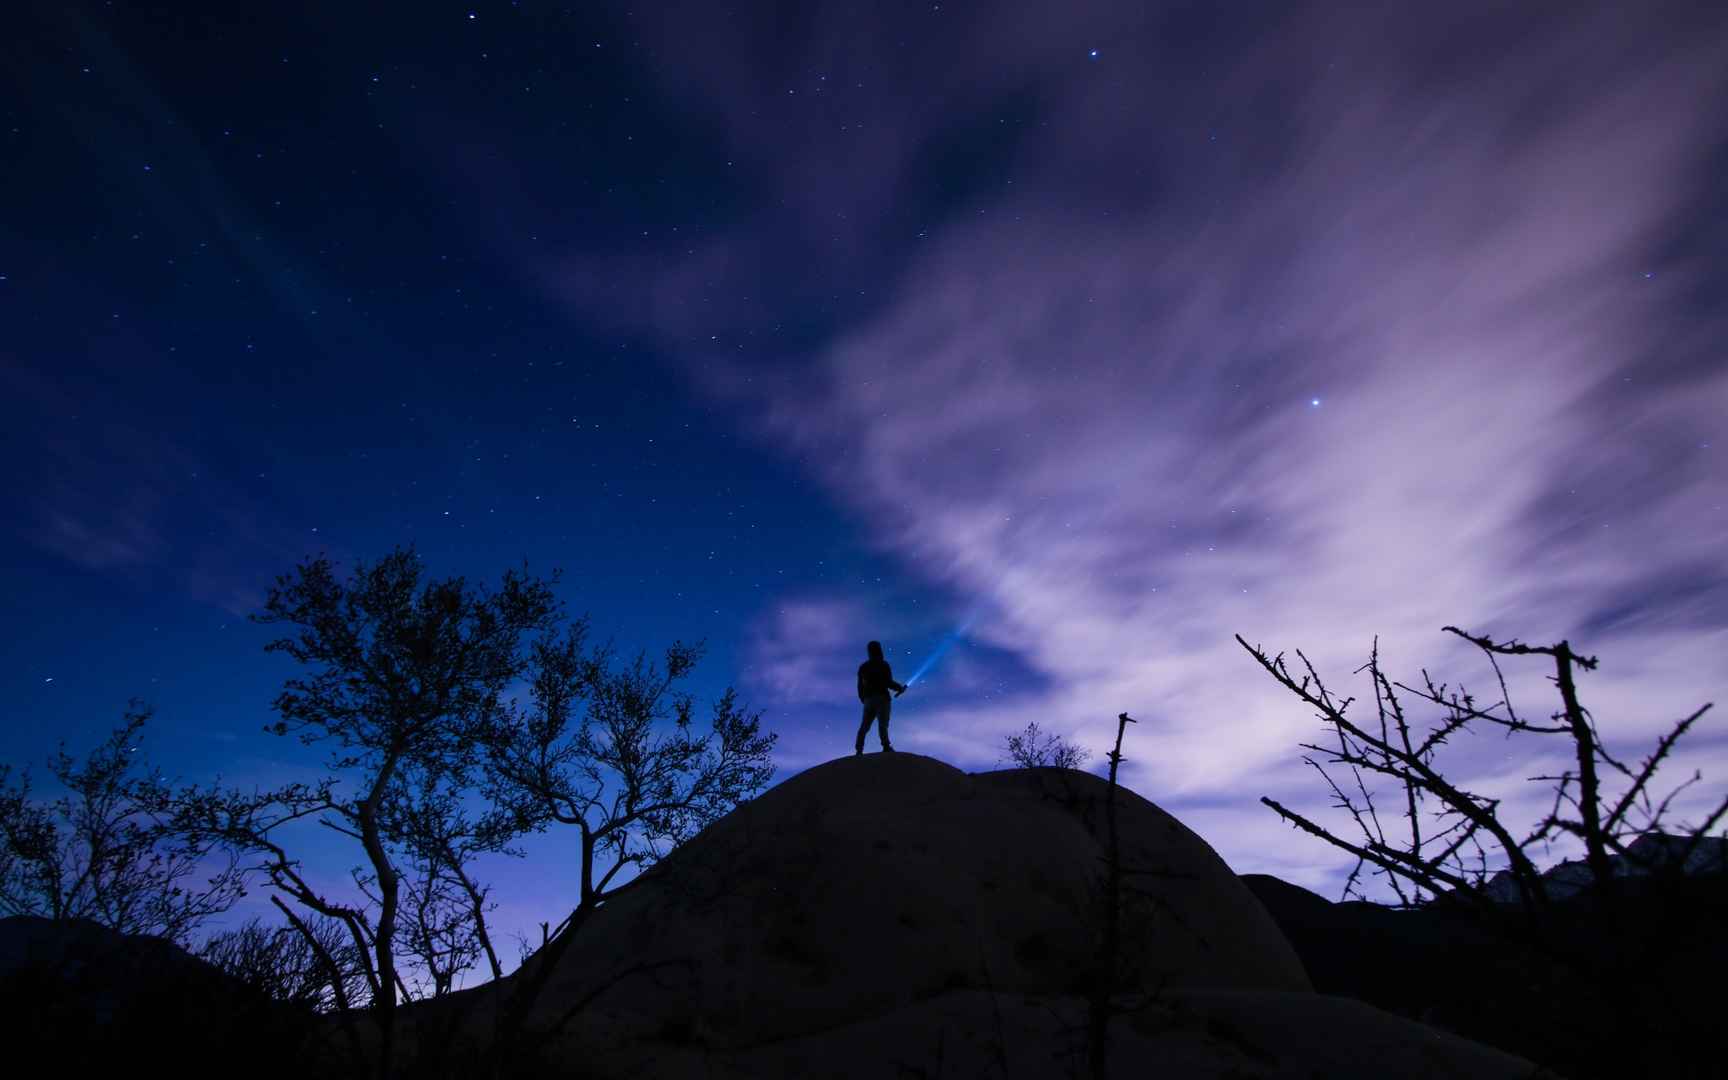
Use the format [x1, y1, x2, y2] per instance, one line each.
[746, 596, 873, 707]
[552, 3, 1728, 896]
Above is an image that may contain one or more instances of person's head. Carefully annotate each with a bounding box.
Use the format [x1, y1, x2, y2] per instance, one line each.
[867, 640, 884, 660]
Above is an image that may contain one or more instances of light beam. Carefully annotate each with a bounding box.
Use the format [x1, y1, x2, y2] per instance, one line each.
[905, 608, 981, 686]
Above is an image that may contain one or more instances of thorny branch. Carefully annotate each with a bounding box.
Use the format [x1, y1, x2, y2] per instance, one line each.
[1239, 627, 1723, 922]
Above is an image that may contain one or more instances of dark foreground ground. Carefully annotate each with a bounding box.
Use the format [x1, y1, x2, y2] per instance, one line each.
[1242, 871, 1728, 1080]
[4, 872, 1721, 1078]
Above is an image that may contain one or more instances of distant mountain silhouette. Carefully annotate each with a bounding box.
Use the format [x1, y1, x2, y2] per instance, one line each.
[0, 915, 309, 1077]
[1473, 830, 1728, 904]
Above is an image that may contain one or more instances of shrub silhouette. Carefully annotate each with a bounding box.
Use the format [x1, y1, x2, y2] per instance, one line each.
[1001, 721, 1092, 770]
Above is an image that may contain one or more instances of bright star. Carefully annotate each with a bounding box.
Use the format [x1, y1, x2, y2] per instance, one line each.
[1310, 397, 1321, 407]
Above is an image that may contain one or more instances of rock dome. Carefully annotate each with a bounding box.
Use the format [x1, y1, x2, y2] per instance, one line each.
[527, 753, 1307, 1039]
[451, 753, 1537, 1077]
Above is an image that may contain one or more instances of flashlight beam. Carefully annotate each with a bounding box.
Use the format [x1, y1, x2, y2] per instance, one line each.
[905, 609, 980, 686]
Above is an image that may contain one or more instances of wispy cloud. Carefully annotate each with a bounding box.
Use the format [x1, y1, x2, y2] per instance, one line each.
[744, 596, 874, 707]
[2, 365, 322, 617]
[554, 3, 1728, 895]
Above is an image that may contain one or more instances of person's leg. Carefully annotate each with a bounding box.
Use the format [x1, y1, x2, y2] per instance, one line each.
[878, 695, 893, 751]
[856, 700, 877, 754]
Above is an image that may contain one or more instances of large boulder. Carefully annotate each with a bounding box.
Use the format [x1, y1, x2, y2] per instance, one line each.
[427, 753, 1542, 1077]
[519, 754, 1308, 1045]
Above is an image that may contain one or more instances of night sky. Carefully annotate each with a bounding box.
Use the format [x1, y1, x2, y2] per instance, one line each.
[4, 1, 1726, 969]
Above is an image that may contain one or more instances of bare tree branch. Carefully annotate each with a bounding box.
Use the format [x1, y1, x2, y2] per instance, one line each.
[1245, 625, 1722, 932]
[0, 704, 251, 946]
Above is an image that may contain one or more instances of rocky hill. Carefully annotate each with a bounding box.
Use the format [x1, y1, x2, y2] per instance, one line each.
[402, 753, 1541, 1078]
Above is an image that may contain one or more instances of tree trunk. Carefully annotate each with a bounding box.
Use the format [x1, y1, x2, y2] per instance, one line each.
[1554, 642, 1616, 899]
[359, 750, 404, 1079]
[1088, 712, 1136, 1080]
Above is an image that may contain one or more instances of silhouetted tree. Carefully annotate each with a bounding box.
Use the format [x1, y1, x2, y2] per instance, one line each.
[1243, 626, 1728, 1080]
[1086, 712, 1135, 1080]
[1239, 626, 1724, 916]
[200, 910, 370, 1013]
[0, 703, 248, 946]
[481, 624, 777, 1063]
[1002, 721, 1092, 770]
[383, 758, 520, 995]
[164, 546, 562, 1077]
[159, 546, 778, 1077]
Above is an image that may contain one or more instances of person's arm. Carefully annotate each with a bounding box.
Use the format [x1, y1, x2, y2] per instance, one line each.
[892, 679, 907, 695]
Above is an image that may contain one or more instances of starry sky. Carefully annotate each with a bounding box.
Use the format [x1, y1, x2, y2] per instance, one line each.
[4, 0, 1727, 968]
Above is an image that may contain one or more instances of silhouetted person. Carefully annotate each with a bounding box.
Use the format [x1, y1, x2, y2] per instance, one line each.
[856, 640, 906, 755]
